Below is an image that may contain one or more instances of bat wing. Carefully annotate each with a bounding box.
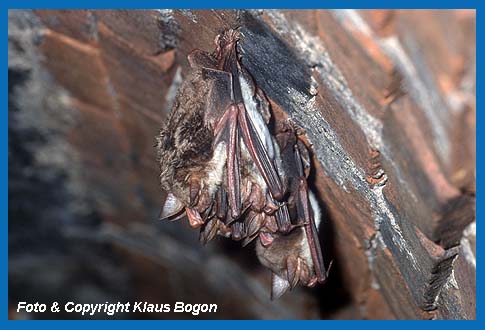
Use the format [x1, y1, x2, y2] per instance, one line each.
[201, 67, 234, 129]
[288, 128, 327, 284]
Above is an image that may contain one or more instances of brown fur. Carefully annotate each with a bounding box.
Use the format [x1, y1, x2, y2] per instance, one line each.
[156, 70, 214, 203]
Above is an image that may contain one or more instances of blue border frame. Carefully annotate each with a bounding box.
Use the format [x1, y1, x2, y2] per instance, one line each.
[2, 0, 480, 326]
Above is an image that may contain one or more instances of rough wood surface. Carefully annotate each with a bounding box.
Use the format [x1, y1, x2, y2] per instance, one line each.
[8, 9, 475, 319]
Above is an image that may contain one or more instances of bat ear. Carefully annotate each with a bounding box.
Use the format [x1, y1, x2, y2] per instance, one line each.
[187, 49, 217, 69]
[271, 273, 291, 300]
[159, 193, 184, 220]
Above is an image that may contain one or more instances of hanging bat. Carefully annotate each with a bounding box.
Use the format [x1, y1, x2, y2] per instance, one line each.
[156, 29, 329, 298]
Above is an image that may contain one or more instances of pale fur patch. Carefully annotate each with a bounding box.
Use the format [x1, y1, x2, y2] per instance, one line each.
[309, 191, 322, 227]
[239, 74, 275, 159]
[300, 191, 322, 268]
[240, 141, 268, 197]
[300, 227, 314, 269]
[204, 142, 227, 195]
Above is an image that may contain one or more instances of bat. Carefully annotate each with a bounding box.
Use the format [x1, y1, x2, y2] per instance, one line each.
[156, 29, 329, 298]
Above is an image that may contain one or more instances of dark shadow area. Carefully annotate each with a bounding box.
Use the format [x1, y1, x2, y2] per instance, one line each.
[306, 165, 353, 318]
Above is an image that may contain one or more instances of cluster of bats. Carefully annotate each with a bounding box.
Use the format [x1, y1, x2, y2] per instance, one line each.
[157, 29, 329, 299]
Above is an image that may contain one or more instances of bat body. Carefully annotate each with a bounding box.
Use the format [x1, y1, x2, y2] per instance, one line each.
[157, 29, 329, 298]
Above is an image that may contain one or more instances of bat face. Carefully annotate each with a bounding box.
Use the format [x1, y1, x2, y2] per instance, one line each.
[157, 29, 329, 298]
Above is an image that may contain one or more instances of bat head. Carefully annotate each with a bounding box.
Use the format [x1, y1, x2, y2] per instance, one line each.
[255, 227, 318, 299]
